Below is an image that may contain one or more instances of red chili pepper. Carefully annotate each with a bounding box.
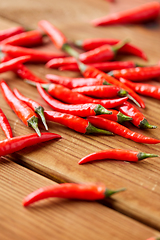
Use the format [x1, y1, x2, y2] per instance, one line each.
[0, 44, 66, 63]
[117, 101, 156, 129]
[109, 65, 160, 81]
[91, 2, 160, 26]
[46, 57, 76, 69]
[36, 83, 111, 117]
[13, 88, 48, 130]
[0, 80, 41, 136]
[98, 109, 132, 123]
[119, 77, 160, 100]
[23, 182, 125, 207]
[58, 60, 137, 72]
[0, 55, 49, 84]
[0, 108, 13, 138]
[79, 64, 145, 108]
[44, 110, 113, 135]
[46, 74, 108, 89]
[78, 149, 158, 164]
[0, 26, 25, 42]
[38, 20, 67, 49]
[75, 38, 148, 60]
[0, 55, 31, 73]
[72, 85, 127, 98]
[39, 82, 128, 109]
[0, 132, 61, 157]
[0, 30, 43, 47]
[87, 116, 160, 144]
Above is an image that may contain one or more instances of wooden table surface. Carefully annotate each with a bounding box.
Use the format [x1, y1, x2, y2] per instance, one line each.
[0, 0, 160, 239]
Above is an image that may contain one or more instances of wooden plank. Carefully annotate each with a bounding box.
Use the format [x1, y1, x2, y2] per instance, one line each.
[0, 0, 160, 230]
[0, 157, 159, 240]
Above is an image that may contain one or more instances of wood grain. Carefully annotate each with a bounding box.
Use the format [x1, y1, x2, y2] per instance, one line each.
[0, 157, 159, 240]
[0, 0, 160, 234]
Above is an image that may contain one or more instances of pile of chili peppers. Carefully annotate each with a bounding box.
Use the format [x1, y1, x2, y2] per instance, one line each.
[0, 9, 159, 209]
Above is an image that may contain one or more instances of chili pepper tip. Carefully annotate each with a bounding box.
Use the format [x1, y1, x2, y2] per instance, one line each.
[86, 122, 113, 135]
[137, 152, 158, 161]
[104, 187, 126, 198]
[94, 104, 112, 115]
[35, 106, 48, 131]
[139, 118, 157, 129]
[27, 116, 41, 137]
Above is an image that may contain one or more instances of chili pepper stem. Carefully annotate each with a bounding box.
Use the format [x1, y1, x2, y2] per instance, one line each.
[35, 106, 48, 131]
[112, 39, 130, 54]
[117, 112, 132, 123]
[137, 152, 158, 161]
[27, 116, 41, 137]
[86, 122, 113, 135]
[127, 94, 141, 108]
[139, 118, 157, 129]
[94, 104, 112, 115]
[104, 187, 126, 197]
[118, 89, 127, 97]
[62, 43, 79, 59]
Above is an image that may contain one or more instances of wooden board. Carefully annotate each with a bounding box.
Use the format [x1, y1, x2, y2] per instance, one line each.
[0, 157, 159, 240]
[0, 0, 160, 237]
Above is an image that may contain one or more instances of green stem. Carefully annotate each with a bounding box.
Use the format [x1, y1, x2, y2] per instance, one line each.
[137, 152, 158, 161]
[28, 116, 41, 137]
[86, 122, 113, 135]
[118, 89, 127, 97]
[62, 43, 79, 58]
[35, 106, 48, 131]
[104, 188, 126, 197]
[112, 39, 130, 54]
[139, 118, 157, 129]
[94, 104, 112, 115]
[117, 112, 132, 123]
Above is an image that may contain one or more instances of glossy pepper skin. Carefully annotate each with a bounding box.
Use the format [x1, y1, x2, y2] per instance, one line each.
[117, 101, 156, 129]
[80, 64, 145, 108]
[98, 109, 132, 123]
[46, 74, 108, 89]
[44, 110, 113, 135]
[91, 2, 160, 26]
[87, 116, 160, 144]
[13, 88, 48, 131]
[0, 80, 41, 136]
[0, 26, 25, 42]
[109, 65, 160, 81]
[75, 38, 147, 61]
[78, 149, 158, 164]
[0, 108, 13, 138]
[119, 77, 160, 100]
[36, 83, 111, 117]
[0, 132, 61, 157]
[23, 183, 125, 207]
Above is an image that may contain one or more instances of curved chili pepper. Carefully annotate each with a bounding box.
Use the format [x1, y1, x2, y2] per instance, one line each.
[58, 60, 137, 72]
[98, 109, 132, 123]
[108, 65, 160, 81]
[39, 82, 128, 109]
[0, 30, 43, 47]
[44, 110, 113, 135]
[119, 77, 160, 100]
[0, 132, 61, 157]
[87, 116, 160, 144]
[0, 80, 41, 136]
[0, 26, 25, 42]
[0, 108, 13, 138]
[75, 38, 148, 60]
[46, 74, 109, 89]
[46, 57, 76, 69]
[72, 85, 127, 98]
[91, 2, 160, 26]
[0, 44, 66, 63]
[36, 83, 111, 117]
[79, 64, 145, 108]
[78, 149, 158, 164]
[0, 55, 31, 73]
[13, 88, 48, 130]
[0, 55, 48, 84]
[23, 182, 125, 207]
[117, 101, 156, 129]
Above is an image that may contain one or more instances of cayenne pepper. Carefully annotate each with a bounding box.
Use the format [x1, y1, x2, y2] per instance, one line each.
[91, 2, 160, 26]
[0, 132, 61, 157]
[0, 80, 41, 136]
[36, 83, 112, 117]
[78, 149, 158, 164]
[117, 101, 156, 129]
[23, 182, 125, 207]
[0, 108, 13, 138]
[74, 38, 148, 61]
[44, 110, 113, 135]
[0, 26, 25, 42]
[13, 88, 48, 130]
[119, 77, 160, 100]
[87, 116, 160, 144]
